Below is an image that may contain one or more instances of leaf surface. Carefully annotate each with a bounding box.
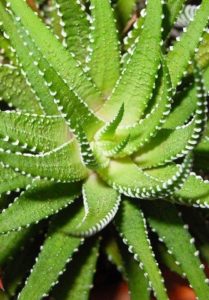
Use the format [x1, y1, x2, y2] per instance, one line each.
[115, 198, 168, 300]
[97, 0, 162, 125]
[0, 181, 81, 233]
[88, 0, 120, 95]
[18, 227, 82, 300]
[145, 201, 209, 300]
[0, 141, 88, 182]
[166, 0, 209, 88]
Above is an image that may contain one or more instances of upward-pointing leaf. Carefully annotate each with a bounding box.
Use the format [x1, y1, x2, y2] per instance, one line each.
[97, 0, 162, 125]
[88, 0, 120, 96]
[117, 58, 172, 156]
[2, 11, 102, 138]
[0, 8, 59, 115]
[55, 0, 90, 63]
[115, 198, 168, 300]
[6, 0, 104, 110]
[144, 201, 209, 300]
[163, 83, 197, 129]
[166, 0, 209, 88]
[135, 71, 207, 168]
[163, 0, 186, 37]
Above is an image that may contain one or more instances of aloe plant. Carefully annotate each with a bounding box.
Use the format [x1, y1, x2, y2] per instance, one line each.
[0, 0, 209, 299]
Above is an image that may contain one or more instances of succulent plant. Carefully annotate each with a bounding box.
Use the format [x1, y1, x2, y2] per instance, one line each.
[0, 0, 209, 299]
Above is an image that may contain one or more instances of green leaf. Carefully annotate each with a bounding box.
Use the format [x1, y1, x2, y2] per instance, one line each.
[203, 64, 209, 91]
[0, 64, 42, 113]
[0, 141, 88, 182]
[163, 83, 197, 129]
[117, 58, 172, 156]
[134, 123, 196, 168]
[6, 0, 104, 110]
[104, 235, 125, 273]
[58, 174, 120, 237]
[0, 180, 81, 234]
[96, 103, 124, 140]
[1, 11, 103, 138]
[144, 201, 209, 300]
[18, 227, 83, 299]
[115, 0, 136, 28]
[166, 0, 209, 88]
[97, 0, 162, 125]
[115, 198, 168, 300]
[134, 72, 207, 168]
[163, 0, 186, 36]
[88, 0, 120, 95]
[0, 228, 31, 264]
[0, 163, 31, 195]
[52, 237, 99, 300]
[174, 173, 209, 207]
[100, 155, 192, 199]
[3, 227, 42, 297]
[0, 9, 59, 115]
[119, 240, 150, 300]
[0, 111, 69, 153]
[55, 0, 90, 64]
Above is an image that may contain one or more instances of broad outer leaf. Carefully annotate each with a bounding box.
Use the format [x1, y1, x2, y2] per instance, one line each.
[0, 181, 81, 233]
[0, 141, 88, 182]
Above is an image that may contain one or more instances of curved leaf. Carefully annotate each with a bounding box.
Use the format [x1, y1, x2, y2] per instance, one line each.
[166, 0, 209, 88]
[174, 173, 209, 207]
[100, 155, 192, 199]
[59, 174, 120, 237]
